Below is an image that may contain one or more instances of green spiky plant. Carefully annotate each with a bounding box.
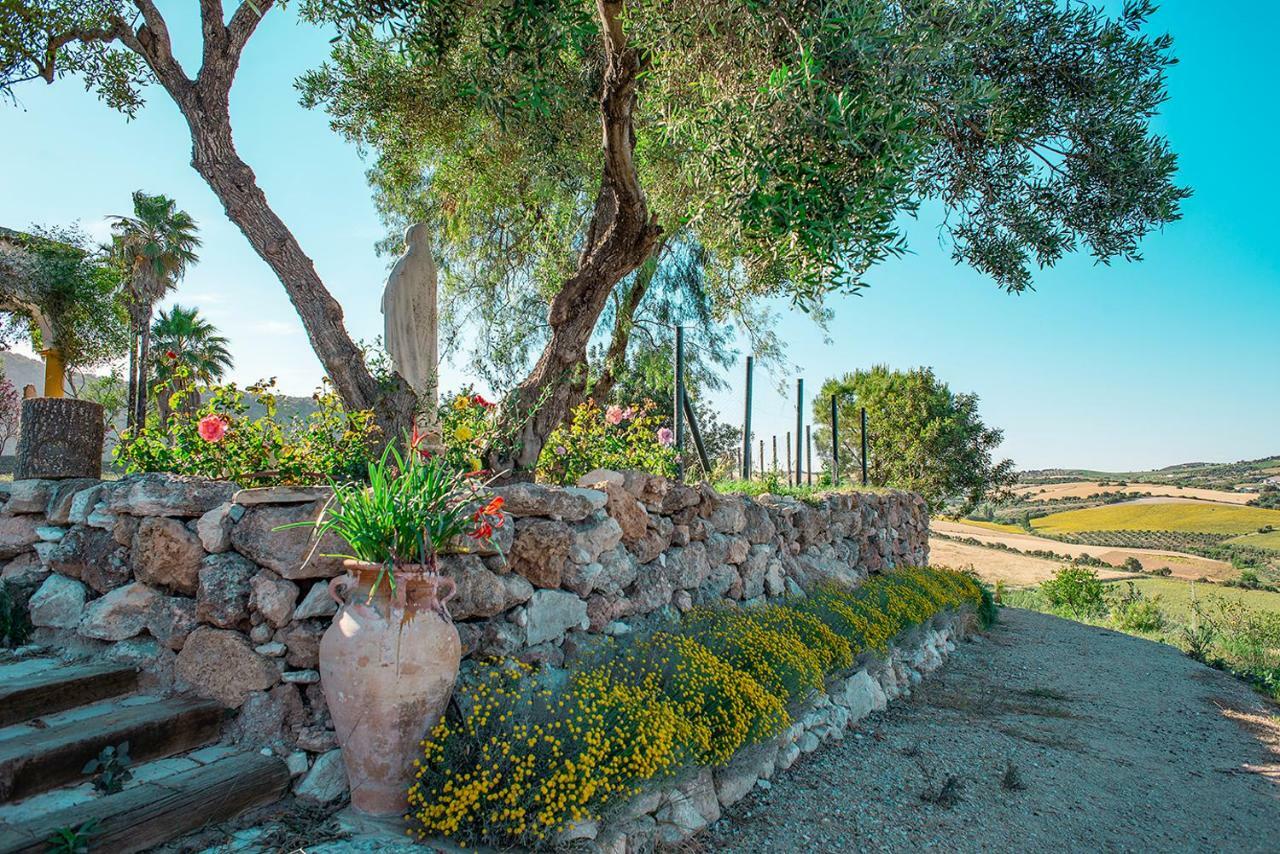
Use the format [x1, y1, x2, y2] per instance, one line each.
[283, 433, 505, 600]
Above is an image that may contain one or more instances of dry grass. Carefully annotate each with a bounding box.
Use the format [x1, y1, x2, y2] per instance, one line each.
[1015, 481, 1254, 505]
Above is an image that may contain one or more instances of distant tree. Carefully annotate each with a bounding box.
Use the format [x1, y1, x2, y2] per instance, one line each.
[813, 366, 1015, 512]
[0, 225, 130, 390]
[0, 374, 20, 454]
[75, 370, 129, 437]
[110, 192, 201, 430]
[150, 304, 233, 424]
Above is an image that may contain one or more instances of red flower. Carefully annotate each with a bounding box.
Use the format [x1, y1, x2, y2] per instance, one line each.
[469, 521, 493, 541]
[165, 350, 177, 360]
[408, 424, 432, 459]
[471, 393, 496, 409]
[197, 415, 228, 443]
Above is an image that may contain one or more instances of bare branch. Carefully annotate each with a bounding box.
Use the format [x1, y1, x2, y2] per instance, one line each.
[228, 0, 276, 57]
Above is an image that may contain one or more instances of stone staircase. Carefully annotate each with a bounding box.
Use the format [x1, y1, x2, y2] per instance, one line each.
[0, 657, 290, 853]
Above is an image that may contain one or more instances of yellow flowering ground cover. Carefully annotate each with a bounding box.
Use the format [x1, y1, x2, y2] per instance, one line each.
[407, 567, 990, 848]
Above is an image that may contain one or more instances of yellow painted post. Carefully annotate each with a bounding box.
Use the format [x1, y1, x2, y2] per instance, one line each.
[40, 348, 65, 398]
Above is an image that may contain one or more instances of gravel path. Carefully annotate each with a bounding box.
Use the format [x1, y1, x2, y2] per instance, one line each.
[703, 608, 1280, 853]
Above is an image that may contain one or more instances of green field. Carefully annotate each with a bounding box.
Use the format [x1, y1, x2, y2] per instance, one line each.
[1031, 502, 1280, 536]
[1102, 577, 1280, 620]
[1228, 530, 1280, 550]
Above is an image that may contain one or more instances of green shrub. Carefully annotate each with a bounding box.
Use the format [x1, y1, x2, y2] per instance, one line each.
[407, 567, 983, 849]
[1038, 565, 1107, 619]
[115, 379, 379, 485]
[1122, 556, 1143, 572]
[1108, 582, 1165, 633]
[536, 399, 675, 485]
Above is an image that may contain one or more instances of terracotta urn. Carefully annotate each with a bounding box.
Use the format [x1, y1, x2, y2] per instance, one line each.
[320, 559, 460, 815]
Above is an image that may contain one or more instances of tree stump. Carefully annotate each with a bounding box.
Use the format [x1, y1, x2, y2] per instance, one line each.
[14, 398, 104, 479]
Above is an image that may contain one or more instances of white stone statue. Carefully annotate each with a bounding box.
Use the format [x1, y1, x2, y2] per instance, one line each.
[381, 223, 440, 437]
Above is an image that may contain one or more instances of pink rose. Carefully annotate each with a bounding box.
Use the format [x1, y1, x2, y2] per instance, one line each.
[555, 445, 568, 456]
[605, 405, 625, 425]
[657, 427, 674, 447]
[622, 406, 637, 421]
[197, 415, 228, 443]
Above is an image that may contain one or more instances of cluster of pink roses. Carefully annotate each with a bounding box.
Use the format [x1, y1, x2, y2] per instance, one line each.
[605, 403, 674, 447]
[197, 414, 229, 443]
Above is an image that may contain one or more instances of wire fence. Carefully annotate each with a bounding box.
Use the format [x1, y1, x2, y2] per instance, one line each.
[672, 325, 869, 488]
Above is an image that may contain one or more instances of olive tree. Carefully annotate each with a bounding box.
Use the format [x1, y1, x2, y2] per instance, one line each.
[300, 0, 1188, 471]
[0, 0, 417, 436]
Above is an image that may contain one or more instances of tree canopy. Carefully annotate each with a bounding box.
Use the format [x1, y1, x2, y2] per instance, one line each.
[298, 0, 1187, 466]
[813, 365, 1015, 512]
[0, 225, 129, 377]
[1, 0, 1188, 472]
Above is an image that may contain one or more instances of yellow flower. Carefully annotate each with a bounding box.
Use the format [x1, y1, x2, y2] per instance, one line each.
[454, 425, 474, 442]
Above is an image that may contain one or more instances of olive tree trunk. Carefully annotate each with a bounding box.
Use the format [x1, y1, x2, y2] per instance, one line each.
[490, 0, 662, 475]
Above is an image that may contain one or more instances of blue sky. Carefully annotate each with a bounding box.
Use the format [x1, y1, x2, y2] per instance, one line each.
[0, 3, 1275, 471]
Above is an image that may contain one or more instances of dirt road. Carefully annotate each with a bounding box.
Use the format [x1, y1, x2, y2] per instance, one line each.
[704, 608, 1280, 853]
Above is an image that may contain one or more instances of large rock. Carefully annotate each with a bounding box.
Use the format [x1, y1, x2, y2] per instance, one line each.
[656, 770, 720, 843]
[292, 580, 339, 621]
[107, 473, 236, 517]
[46, 479, 101, 525]
[45, 526, 130, 594]
[508, 519, 573, 588]
[594, 546, 639, 597]
[148, 595, 198, 651]
[230, 683, 305, 747]
[295, 749, 348, 803]
[622, 471, 669, 511]
[196, 502, 242, 553]
[594, 481, 649, 543]
[249, 569, 300, 628]
[0, 515, 41, 559]
[14, 398, 104, 479]
[5, 479, 54, 514]
[279, 620, 325, 669]
[525, 589, 589, 646]
[572, 516, 623, 565]
[78, 581, 159, 641]
[28, 573, 88, 629]
[447, 555, 508, 619]
[662, 542, 710, 590]
[175, 626, 280, 708]
[494, 483, 605, 521]
[132, 517, 204, 596]
[230, 501, 346, 579]
[196, 552, 257, 628]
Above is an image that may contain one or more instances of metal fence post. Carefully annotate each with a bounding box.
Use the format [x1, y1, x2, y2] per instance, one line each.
[806, 425, 812, 486]
[674, 325, 685, 480]
[831, 395, 839, 486]
[758, 440, 764, 481]
[860, 406, 868, 487]
[785, 432, 792, 484]
[771, 435, 777, 474]
[741, 356, 753, 480]
[795, 378, 803, 487]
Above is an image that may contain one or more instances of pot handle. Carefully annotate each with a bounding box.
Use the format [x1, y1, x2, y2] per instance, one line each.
[328, 573, 355, 607]
[435, 575, 457, 607]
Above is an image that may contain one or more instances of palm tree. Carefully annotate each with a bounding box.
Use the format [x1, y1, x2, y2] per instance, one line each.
[110, 192, 201, 430]
[150, 305, 233, 425]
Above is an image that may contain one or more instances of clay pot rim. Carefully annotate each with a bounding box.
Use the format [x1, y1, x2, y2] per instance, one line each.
[341, 558, 450, 579]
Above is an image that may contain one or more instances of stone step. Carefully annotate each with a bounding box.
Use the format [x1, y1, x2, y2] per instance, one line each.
[0, 660, 138, 728]
[0, 750, 290, 854]
[0, 695, 224, 802]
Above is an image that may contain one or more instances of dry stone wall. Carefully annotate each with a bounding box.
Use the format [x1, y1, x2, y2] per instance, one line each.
[0, 470, 929, 801]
